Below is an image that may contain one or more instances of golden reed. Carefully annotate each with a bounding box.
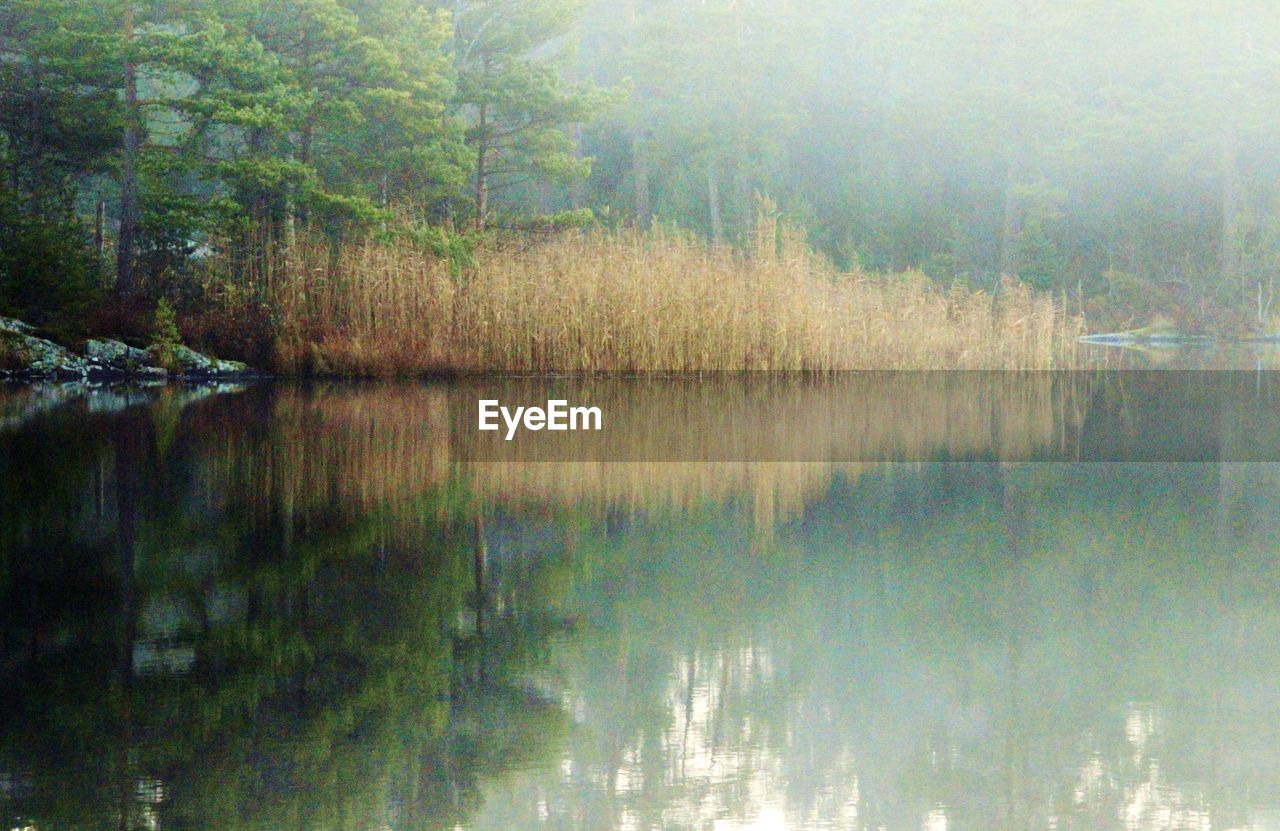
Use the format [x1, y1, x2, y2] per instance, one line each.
[201, 223, 1084, 375]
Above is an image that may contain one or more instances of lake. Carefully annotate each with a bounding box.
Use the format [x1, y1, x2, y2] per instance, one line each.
[3, 373, 1280, 831]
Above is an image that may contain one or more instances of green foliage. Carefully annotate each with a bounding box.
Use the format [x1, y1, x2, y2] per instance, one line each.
[0, 0, 124, 216]
[0, 330, 27, 372]
[0, 187, 104, 335]
[566, 0, 1280, 327]
[390, 223, 480, 274]
[151, 296, 182, 369]
[7, 0, 1280, 331]
[515, 207, 596, 231]
[452, 0, 618, 227]
[2, 0, 480, 295]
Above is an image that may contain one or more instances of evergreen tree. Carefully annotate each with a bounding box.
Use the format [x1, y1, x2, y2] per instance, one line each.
[452, 0, 613, 230]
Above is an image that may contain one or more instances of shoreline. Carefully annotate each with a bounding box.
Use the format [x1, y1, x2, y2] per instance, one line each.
[1, 315, 254, 383]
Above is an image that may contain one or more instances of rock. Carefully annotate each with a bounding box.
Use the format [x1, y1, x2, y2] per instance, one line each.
[0, 316, 34, 335]
[84, 337, 168, 380]
[210, 357, 250, 375]
[84, 338, 152, 369]
[1, 315, 252, 381]
[151, 343, 250, 377]
[1, 326, 92, 378]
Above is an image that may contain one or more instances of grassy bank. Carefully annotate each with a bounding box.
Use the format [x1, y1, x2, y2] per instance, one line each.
[195, 224, 1083, 374]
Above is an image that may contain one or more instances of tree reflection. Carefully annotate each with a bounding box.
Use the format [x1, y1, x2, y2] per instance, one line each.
[470, 463, 1280, 831]
[6, 384, 1280, 831]
[0, 388, 570, 831]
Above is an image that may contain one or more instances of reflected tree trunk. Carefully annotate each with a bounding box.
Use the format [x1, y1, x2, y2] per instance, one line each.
[999, 465, 1031, 828]
[474, 512, 487, 683]
[115, 419, 141, 831]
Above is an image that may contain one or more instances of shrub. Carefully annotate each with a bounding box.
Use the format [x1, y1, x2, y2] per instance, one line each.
[0, 190, 105, 338]
[151, 297, 183, 370]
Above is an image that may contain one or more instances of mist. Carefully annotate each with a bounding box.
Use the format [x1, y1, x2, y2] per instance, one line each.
[562, 0, 1280, 327]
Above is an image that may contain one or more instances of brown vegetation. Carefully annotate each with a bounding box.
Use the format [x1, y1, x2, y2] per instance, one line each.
[182, 376, 1085, 529]
[193, 222, 1084, 375]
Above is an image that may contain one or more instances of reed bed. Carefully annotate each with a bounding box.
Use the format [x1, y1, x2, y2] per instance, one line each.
[204, 223, 1083, 375]
[183, 375, 1083, 529]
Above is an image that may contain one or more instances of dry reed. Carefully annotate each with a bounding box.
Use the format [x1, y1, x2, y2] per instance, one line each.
[202, 222, 1083, 375]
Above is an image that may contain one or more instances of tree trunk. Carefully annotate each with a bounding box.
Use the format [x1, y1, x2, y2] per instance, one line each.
[473, 512, 488, 683]
[999, 158, 1023, 282]
[474, 101, 489, 232]
[27, 65, 43, 214]
[95, 195, 105, 259]
[247, 127, 272, 284]
[380, 172, 389, 234]
[622, 0, 650, 228]
[632, 129, 650, 227]
[569, 122, 586, 210]
[114, 418, 140, 831]
[735, 135, 752, 242]
[291, 115, 316, 236]
[1220, 122, 1240, 293]
[707, 163, 723, 241]
[116, 4, 140, 295]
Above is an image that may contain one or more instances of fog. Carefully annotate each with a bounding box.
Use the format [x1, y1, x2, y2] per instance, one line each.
[565, 0, 1280, 327]
[5, 0, 1279, 337]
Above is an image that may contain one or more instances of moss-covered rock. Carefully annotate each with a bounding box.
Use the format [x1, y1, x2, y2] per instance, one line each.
[0, 315, 252, 381]
[83, 337, 151, 368]
[147, 343, 248, 376]
[0, 316, 91, 377]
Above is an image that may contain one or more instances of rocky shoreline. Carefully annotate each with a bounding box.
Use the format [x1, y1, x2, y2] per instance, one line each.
[1, 315, 254, 381]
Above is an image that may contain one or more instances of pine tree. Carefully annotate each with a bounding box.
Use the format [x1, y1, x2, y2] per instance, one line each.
[452, 0, 613, 230]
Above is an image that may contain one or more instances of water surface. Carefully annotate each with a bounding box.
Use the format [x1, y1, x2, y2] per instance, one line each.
[3, 376, 1280, 831]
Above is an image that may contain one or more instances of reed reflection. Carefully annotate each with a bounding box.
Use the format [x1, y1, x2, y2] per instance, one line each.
[2, 381, 1280, 831]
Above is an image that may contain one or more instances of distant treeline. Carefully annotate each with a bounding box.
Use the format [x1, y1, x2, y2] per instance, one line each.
[2, 0, 1278, 338]
[571, 0, 1280, 333]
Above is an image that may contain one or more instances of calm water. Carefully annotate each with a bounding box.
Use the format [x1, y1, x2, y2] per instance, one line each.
[3, 375, 1280, 831]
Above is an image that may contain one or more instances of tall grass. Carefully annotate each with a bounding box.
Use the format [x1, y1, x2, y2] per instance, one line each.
[201, 222, 1083, 374]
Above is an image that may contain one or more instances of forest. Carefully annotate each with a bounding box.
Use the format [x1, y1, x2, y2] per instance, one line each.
[3, 0, 1279, 372]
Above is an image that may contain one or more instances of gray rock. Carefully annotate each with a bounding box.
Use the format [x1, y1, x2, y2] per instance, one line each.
[151, 343, 249, 376]
[0, 316, 34, 335]
[1, 327, 91, 377]
[84, 338, 152, 368]
[137, 365, 169, 380]
[1, 315, 251, 381]
[211, 357, 250, 375]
